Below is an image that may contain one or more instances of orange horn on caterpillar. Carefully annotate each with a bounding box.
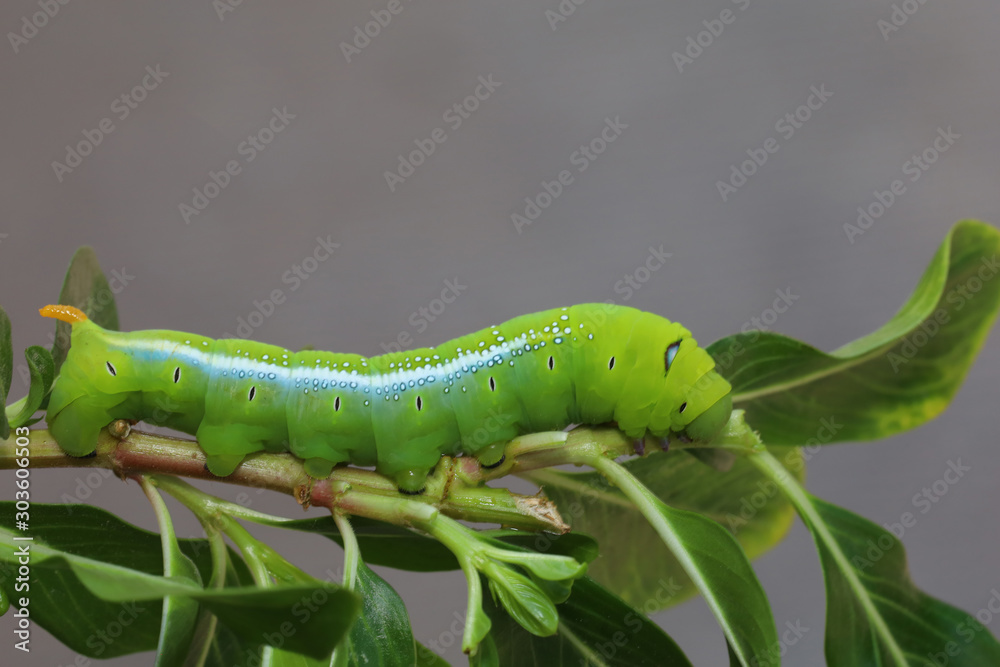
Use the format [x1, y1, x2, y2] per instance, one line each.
[39, 305, 89, 324]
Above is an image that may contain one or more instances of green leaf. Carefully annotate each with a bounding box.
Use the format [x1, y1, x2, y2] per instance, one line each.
[50, 246, 120, 375]
[24, 549, 358, 660]
[0, 502, 214, 657]
[0, 307, 11, 439]
[6, 346, 54, 429]
[203, 622, 262, 667]
[524, 444, 801, 610]
[0, 502, 357, 660]
[483, 563, 559, 637]
[415, 642, 452, 667]
[588, 455, 777, 667]
[707, 219, 1000, 444]
[486, 576, 693, 667]
[469, 633, 499, 667]
[344, 562, 419, 667]
[813, 496, 1000, 666]
[750, 450, 1000, 666]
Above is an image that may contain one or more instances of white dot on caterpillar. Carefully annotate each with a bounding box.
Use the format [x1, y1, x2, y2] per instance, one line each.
[560, 315, 569, 320]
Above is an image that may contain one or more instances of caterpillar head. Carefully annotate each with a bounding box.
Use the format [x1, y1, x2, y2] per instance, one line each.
[40, 305, 206, 456]
[648, 334, 732, 444]
[40, 306, 138, 456]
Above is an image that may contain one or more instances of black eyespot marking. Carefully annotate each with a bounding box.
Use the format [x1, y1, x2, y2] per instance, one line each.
[416, 396, 423, 411]
[608, 356, 615, 370]
[173, 367, 181, 383]
[547, 356, 554, 370]
[248, 386, 256, 402]
[335, 396, 342, 412]
[679, 402, 687, 413]
[665, 341, 682, 373]
[106, 361, 117, 376]
[489, 376, 496, 392]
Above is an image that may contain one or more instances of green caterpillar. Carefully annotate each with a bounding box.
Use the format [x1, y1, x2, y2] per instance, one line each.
[41, 303, 732, 492]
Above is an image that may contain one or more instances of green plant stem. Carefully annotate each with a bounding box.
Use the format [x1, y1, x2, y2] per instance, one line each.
[183, 524, 227, 667]
[747, 448, 909, 666]
[0, 427, 568, 533]
[333, 512, 359, 592]
[329, 512, 359, 667]
[586, 454, 748, 657]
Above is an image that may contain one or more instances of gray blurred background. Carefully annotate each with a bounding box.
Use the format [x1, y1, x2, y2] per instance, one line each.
[2, 1, 999, 665]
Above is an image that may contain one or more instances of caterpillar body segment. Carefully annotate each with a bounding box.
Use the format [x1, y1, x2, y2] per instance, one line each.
[42, 303, 733, 492]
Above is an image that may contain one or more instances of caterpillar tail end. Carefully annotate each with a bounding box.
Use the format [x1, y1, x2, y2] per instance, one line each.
[40, 304, 88, 324]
